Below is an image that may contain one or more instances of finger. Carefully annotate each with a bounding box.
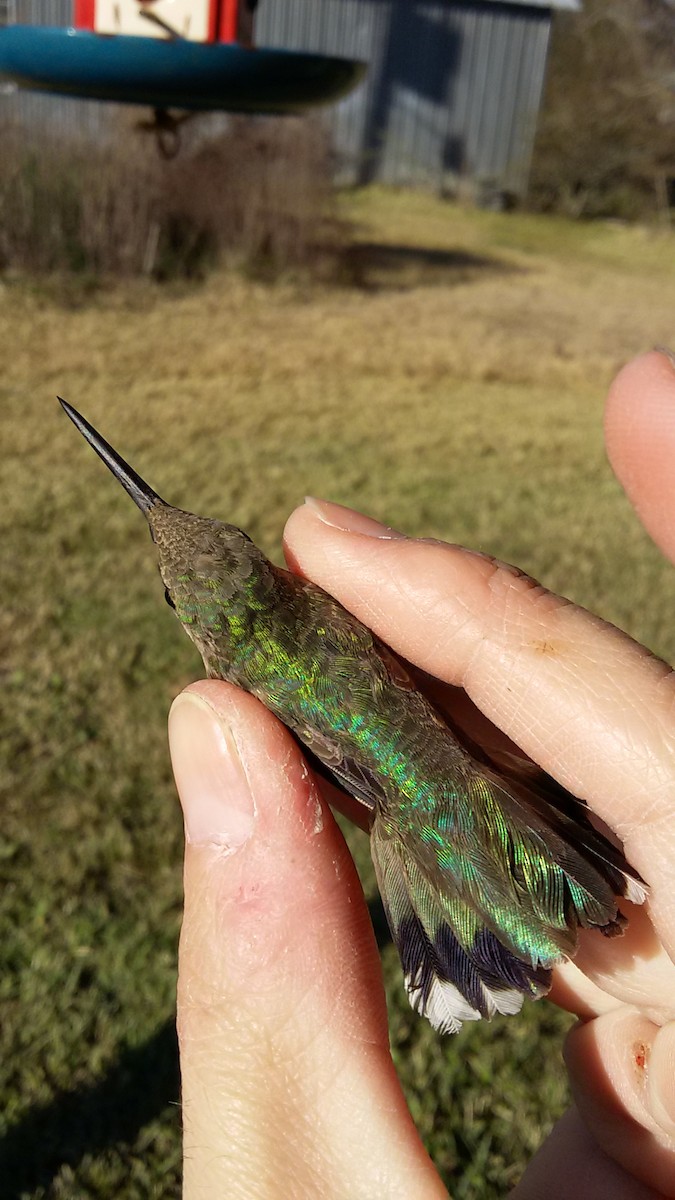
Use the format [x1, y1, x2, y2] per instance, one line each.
[547, 901, 675, 1025]
[283, 501, 675, 998]
[510, 1106, 660, 1200]
[605, 350, 675, 564]
[565, 1010, 675, 1197]
[548, 960, 625, 1022]
[283, 500, 675, 845]
[169, 680, 446, 1200]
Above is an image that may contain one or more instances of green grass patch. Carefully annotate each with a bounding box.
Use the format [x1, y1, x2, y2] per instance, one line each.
[3, 188, 675, 1197]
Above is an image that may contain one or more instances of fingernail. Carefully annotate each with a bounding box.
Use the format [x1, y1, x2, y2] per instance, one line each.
[168, 692, 255, 849]
[304, 496, 406, 539]
[653, 345, 675, 371]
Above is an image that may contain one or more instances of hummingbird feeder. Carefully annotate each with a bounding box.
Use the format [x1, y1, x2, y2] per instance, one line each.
[0, 1, 366, 154]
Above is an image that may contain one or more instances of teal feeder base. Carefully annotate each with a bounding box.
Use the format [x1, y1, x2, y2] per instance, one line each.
[0, 27, 366, 114]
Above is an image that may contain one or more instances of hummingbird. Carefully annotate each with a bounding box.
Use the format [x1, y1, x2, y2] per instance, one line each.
[60, 398, 647, 1034]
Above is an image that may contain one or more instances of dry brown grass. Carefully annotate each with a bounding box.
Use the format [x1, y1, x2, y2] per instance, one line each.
[0, 115, 336, 279]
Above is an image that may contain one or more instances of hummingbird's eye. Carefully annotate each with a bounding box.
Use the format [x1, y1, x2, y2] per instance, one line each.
[164, 588, 176, 610]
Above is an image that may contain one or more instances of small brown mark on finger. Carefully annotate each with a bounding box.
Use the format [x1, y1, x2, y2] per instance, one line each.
[530, 639, 560, 656]
[634, 1041, 649, 1073]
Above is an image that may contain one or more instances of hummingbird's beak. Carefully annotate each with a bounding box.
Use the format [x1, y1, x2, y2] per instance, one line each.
[59, 398, 164, 516]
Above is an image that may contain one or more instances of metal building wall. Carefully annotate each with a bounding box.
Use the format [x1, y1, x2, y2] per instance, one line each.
[255, 0, 553, 196]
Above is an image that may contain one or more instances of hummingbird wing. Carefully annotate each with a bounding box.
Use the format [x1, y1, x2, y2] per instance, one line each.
[296, 725, 388, 815]
[288, 619, 420, 817]
[474, 753, 648, 906]
[432, 718, 645, 906]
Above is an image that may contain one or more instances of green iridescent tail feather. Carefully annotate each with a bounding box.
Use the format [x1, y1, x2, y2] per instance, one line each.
[371, 763, 646, 1034]
[372, 824, 551, 1033]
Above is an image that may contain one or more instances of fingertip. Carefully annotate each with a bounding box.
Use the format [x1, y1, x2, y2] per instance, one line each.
[284, 498, 408, 580]
[605, 350, 675, 562]
[283, 500, 322, 574]
[649, 1022, 675, 1143]
[172, 678, 388, 1042]
[170, 678, 318, 840]
[285, 499, 503, 682]
[168, 686, 256, 849]
[565, 1010, 675, 1194]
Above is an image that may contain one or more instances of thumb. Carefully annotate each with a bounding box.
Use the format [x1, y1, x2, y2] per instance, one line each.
[168, 680, 445, 1200]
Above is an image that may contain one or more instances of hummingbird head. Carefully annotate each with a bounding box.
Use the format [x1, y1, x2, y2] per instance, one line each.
[59, 398, 260, 671]
[148, 502, 260, 665]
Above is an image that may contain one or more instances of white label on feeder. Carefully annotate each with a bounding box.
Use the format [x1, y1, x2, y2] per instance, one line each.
[93, 0, 212, 42]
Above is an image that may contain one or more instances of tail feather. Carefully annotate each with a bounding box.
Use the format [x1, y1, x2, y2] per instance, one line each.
[371, 750, 648, 1033]
[371, 819, 549, 1034]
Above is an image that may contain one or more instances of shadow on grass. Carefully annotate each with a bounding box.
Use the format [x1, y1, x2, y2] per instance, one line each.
[335, 240, 522, 291]
[0, 1020, 180, 1198]
[0, 901, 389, 1196]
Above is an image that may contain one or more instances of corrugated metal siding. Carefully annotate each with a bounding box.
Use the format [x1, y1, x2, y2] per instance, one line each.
[256, 0, 553, 195]
[12, 0, 70, 23]
[0, 0, 558, 197]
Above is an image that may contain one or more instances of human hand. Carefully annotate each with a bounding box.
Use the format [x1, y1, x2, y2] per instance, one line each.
[168, 350, 675, 1199]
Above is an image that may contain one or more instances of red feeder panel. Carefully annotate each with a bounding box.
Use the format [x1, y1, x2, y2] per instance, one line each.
[73, 2, 251, 45]
[73, 0, 95, 27]
[218, 1, 238, 43]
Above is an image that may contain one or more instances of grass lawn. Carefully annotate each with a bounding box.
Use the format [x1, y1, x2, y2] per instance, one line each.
[2, 188, 675, 1198]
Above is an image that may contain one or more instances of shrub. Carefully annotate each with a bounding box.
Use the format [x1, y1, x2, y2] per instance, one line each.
[0, 113, 338, 280]
[529, 0, 675, 221]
